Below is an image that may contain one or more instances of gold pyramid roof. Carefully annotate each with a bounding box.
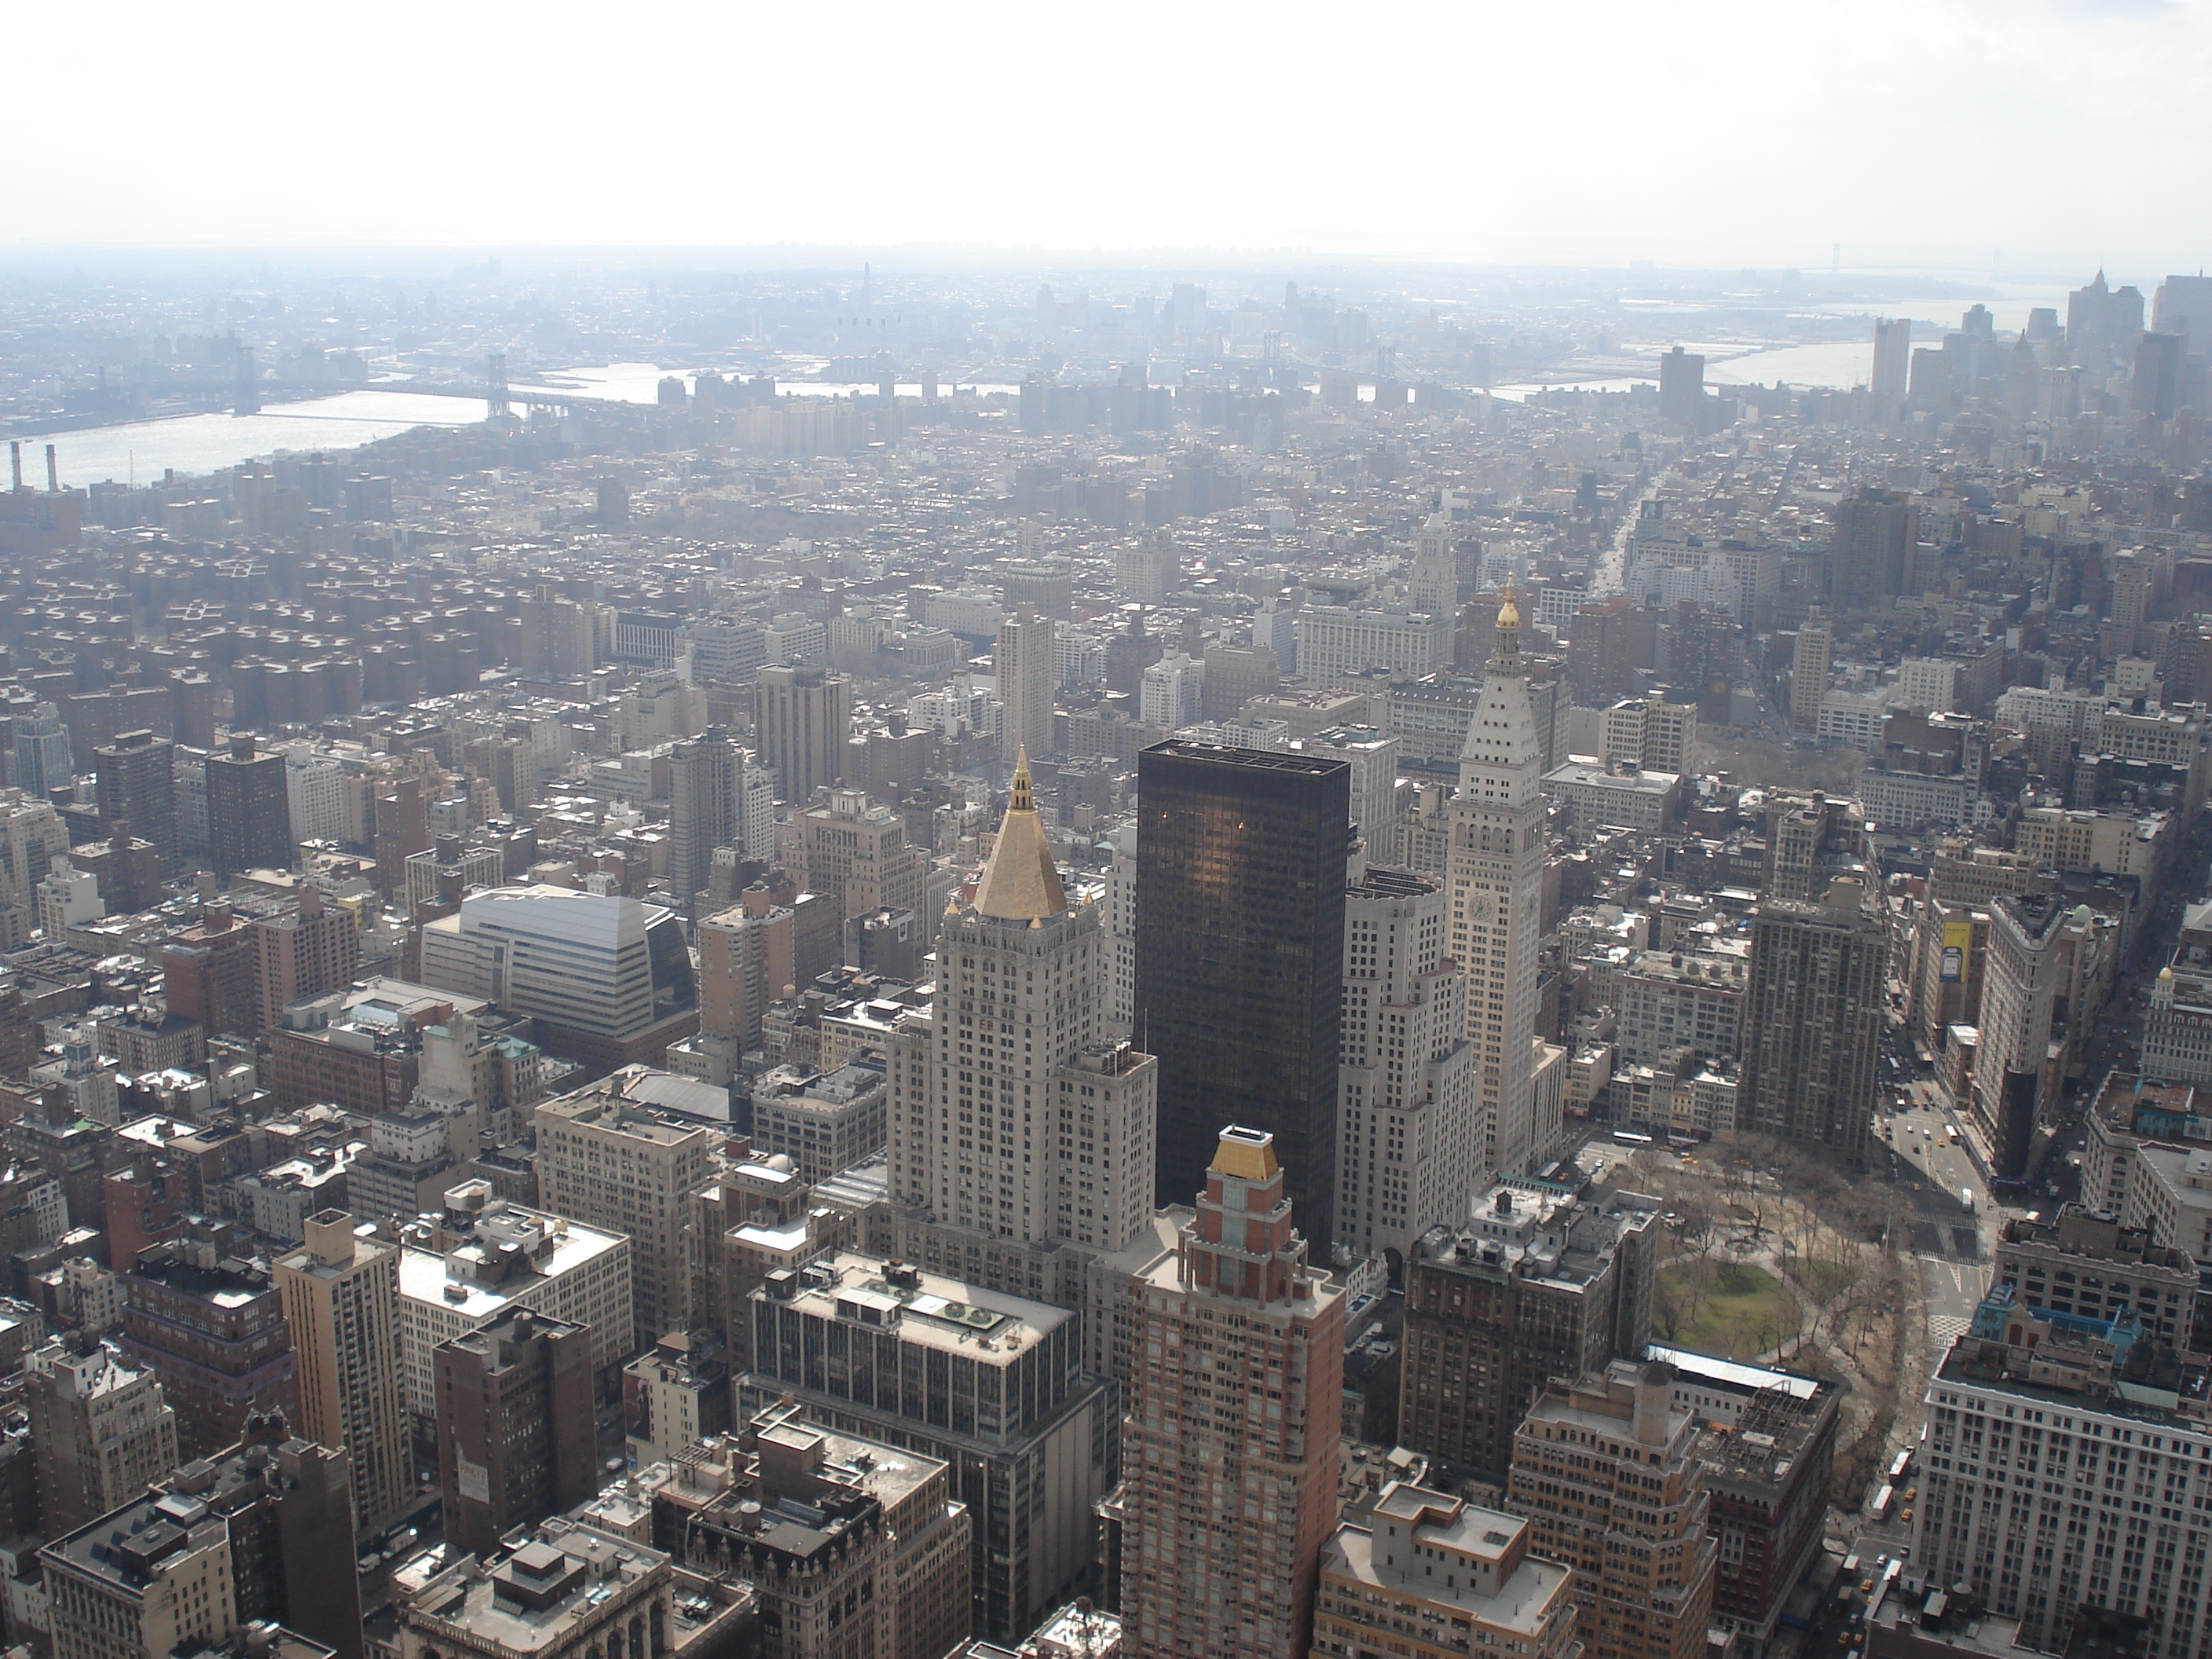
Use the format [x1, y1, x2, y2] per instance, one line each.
[973, 752, 1067, 922]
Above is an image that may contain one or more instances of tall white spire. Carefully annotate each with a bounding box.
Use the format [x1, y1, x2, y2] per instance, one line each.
[1456, 578, 1543, 797]
[1448, 581, 1552, 1179]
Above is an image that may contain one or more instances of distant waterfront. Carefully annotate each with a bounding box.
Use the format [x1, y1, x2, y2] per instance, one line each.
[17, 361, 1025, 488]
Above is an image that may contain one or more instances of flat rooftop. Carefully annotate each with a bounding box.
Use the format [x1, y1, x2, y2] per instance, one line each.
[1323, 1519, 1567, 1633]
[405, 1523, 664, 1655]
[779, 1252, 1070, 1361]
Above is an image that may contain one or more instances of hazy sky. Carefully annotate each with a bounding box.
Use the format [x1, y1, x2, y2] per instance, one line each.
[14, 0, 2207, 275]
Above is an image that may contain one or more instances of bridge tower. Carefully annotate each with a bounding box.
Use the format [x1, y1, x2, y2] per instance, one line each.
[486, 351, 510, 420]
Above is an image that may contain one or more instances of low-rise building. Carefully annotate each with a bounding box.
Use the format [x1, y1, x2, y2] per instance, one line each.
[746, 1057, 886, 1185]
[642, 1400, 971, 1659]
[1993, 1205, 2200, 1352]
[621, 1330, 731, 1469]
[1914, 1286, 2212, 1656]
[1311, 1484, 1579, 1659]
[1541, 759, 1681, 833]
[736, 1251, 1113, 1642]
[1507, 1361, 1716, 1659]
[395, 1520, 748, 1659]
[395, 1181, 634, 1432]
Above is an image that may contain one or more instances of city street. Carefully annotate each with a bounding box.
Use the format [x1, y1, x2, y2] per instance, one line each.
[1873, 1086, 1995, 1368]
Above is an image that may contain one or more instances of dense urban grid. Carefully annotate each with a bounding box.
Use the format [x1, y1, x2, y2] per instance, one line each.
[0, 252, 2207, 1659]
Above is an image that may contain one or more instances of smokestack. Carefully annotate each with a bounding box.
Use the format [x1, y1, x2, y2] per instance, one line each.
[9, 441, 19, 492]
[45, 445, 58, 493]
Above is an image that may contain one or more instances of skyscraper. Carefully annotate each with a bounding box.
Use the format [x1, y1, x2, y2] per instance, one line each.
[533, 1079, 714, 1345]
[2152, 273, 2212, 351]
[1335, 866, 1476, 1268]
[207, 735, 291, 878]
[274, 1210, 410, 1533]
[14, 701, 72, 795]
[753, 664, 852, 804]
[1119, 1127, 1345, 1659]
[2134, 330, 2185, 418]
[1397, 1176, 1659, 1482]
[1828, 486, 1921, 613]
[1658, 345, 1705, 427]
[1508, 1361, 1716, 1659]
[1408, 511, 1459, 620]
[24, 1334, 181, 1539]
[1135, 740, 1349, 1245]
[1446, 586, 1552, 1181]
[94, 729, 178, 873]
[1789, 610, 1831, 727]
[737, 1251, 1109, 1642]
[891, 758, 1157, 1247]
[1972, 893, 2086, 1175]
[996, 605, 1057, 764]
[882, 760, 1162, 1382]
[434, 1307, 596, 1558]
[667, 727, 741, 914]
[255, 885, 361, 1033]
[1871, 316, 1912, 415]
[1738, 879, 1888, 1161]
[0, 789, 71, 950]
[119, 1238, 298, 1460]
[789, 786, 928, 923]
[516, 584, 599, 680]
[163, 904, 262, 1039]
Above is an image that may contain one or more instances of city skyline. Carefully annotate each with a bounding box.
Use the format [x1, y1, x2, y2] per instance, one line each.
[1, 92, 2209, 1654]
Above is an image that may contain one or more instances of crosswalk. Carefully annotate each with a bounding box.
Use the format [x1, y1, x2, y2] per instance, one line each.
[1929, 1313, 1972, 1346]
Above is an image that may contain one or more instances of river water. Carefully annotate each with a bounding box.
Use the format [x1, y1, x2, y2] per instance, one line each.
[19, 361, 1020, 487]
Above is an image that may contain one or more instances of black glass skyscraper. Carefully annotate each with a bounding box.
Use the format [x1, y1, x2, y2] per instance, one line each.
[1134, 740, 1349, 1247]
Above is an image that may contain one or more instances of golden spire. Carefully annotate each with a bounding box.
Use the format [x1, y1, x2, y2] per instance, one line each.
[972, 749, 1068, 922]
[1496, 575, 1522, 632]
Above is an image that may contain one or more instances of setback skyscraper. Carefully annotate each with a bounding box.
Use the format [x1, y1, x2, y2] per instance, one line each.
[1135, 739, 1349, 1246]
[1509, 1361, 1717, 1659]
[1335, 866, 1477, 1269]
[886, 756, 1160, 1379]
[1119, 1127, 1345, 1659]
[1446, 585, 1553, 1180]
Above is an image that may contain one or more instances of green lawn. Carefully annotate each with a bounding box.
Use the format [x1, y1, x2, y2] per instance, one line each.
[1654, 1260, 1803, 1360]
